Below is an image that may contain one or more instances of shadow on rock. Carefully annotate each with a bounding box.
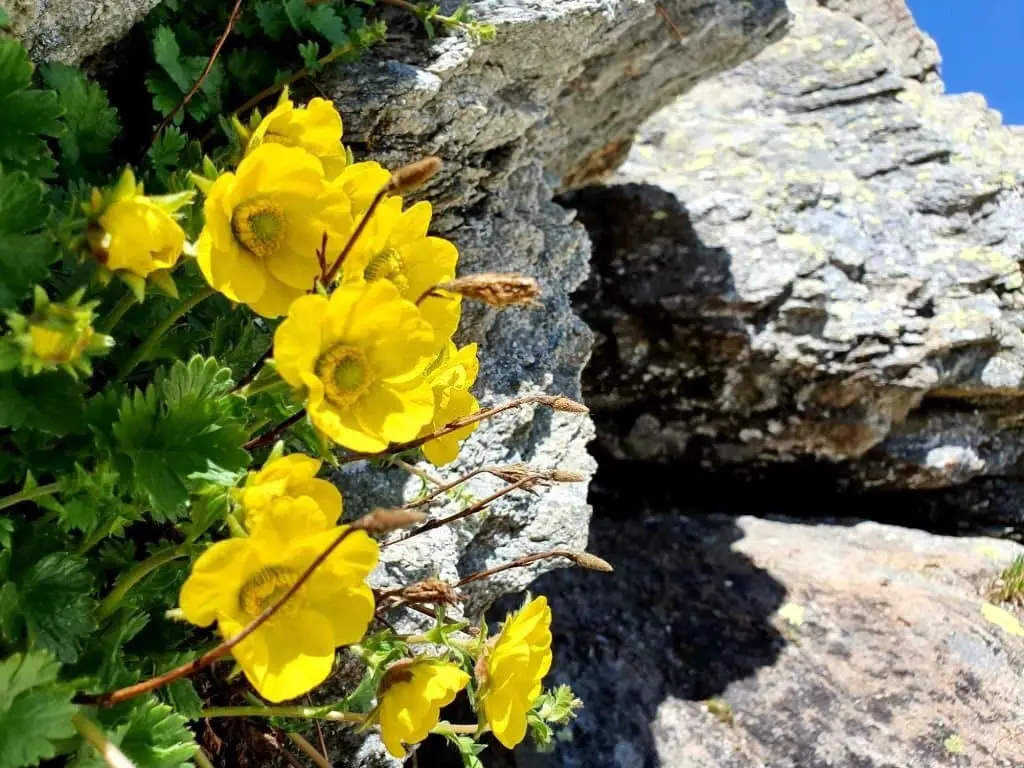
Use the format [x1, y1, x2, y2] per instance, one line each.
[510, 468, 789, 768]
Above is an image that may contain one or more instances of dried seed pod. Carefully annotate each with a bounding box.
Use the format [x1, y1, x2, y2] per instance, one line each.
[353, 508, 428, 534]
[539, 395, 589, 414]
[400, 577, 461, 606]
[568, 552, 614, 573]
[432, 272, 542, 309]
[387, 157, 442, 194]
[546, 469, 588, 483]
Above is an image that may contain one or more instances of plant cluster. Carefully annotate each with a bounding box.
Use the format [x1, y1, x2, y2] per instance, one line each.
[0, 4, 595, 767]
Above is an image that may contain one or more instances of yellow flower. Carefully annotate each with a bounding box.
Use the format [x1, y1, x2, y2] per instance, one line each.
[237, 453, 342, 533]
[247, 90, 348, 180]
[340, 197, 461, 344]
[196, 143, 353, 318]
[179, 497, 378, 703]
[376, 659, 470, 758]
[479, 596, 553, 749]
[29, 324, 93, 365]
[333, 161, 392, 215]
[90, 168, 189, 282]
[273, 280, 437, 452]
[419, 342, 480, 466]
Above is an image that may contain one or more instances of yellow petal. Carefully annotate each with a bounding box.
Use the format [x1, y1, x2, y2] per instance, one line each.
[273, 295, 329, 387]
[179, 539, 256, 627]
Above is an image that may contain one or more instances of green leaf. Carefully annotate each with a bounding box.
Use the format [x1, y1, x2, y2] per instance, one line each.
[152, 26, 194, 93]
[255, 0, 290, 38]
[308, 5, 349, 46]
[18, 552, 97, 662]
[0, 372, 86, 435]
[0, 652, 77, 768]
[0, 38, 61, 177]
[147, 126, 188, 171]
[113, 356, 249, 520]
[283, 0, 312, 32]
[39, 63, 120, 181]
[299, 41, 322, 72]
[0, 169, 57, 309]
[89, 697, 197, 768]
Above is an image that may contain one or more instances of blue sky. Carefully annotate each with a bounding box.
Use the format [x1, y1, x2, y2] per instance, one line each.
[906, 0, 1024, 125]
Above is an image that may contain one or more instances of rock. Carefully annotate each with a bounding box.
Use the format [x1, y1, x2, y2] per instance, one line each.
[322, 0, 789, 617]
[9, 0, 162, 63]
[519, 493, 1024, 768]
[569, 0, 1024, 501]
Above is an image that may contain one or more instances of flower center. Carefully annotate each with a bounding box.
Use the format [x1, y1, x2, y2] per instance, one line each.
[263, 130, 299, 148]
[238, 565, 300, 618]
[318, 345, 373, 407]
[364, 248, 410, 297]
[232, 198, 286, 259]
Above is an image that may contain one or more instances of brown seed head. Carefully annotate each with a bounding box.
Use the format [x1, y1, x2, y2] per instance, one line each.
[568, 552, 614, 572]
[435, 272, 542, 309]
[539, 395, 589, 414]
[546, 469, 588, 483]
[387, 157, 442, 194]
[490, 464, 539, 485]
[401, 577, 461, 606]
[352, 508, 428, 534]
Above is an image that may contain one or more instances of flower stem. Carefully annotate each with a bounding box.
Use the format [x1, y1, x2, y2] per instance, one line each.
[97, 544, 189, 620]
[73, 712, 138, 768]
[0, 482, 59, 512]
[240, 376, 291, 398]
[97, 292, 137, 334]
[193, 749, 217, 768]
[117, 286, 215, 383]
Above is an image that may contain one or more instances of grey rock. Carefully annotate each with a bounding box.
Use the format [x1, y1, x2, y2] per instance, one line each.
[10, 0, 162, 63]
[321, 0, 788, 616]
[570, 0, 1024, 499]
[521, 507, 1024, 768]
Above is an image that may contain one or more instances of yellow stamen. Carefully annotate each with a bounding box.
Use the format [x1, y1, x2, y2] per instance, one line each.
[232, 198, 287, 258]
[238, 565, 299, 617]
[364, 248, 410, 296]
[318, 345, 373, 407]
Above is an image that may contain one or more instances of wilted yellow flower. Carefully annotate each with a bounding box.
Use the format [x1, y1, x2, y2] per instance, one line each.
[340, 197, 461, 343]
[273, 280, 437, 452]
[237, 453, 342, 533]
[179, 497, 377, 703]
[419, 342, 480, 466]
[479, 596, 553, 748]
[376, 659, 470, 758]
[88, 168, 190, 290]
[196, 143, 353, 318]
[247, 89, 348, 180]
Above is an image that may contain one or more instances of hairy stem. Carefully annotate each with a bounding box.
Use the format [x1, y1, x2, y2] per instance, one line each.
[244, 409, 306, 451]
[73, 713, 137, 768]
[0, 482, 59, 513]
[97, 292, 137, 334]
[97, 545, 189, 620]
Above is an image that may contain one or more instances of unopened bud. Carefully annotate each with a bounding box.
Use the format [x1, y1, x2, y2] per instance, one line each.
[568, 552, 614, 572]
[432, 272, 542, 309]
[352, 508, 428, 534]
[388, 157, 442, 194]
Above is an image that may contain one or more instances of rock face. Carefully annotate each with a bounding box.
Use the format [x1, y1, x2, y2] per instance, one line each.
[571, 0, 1024, 507]
[10, 0, 162, 63]
[520, 482, 1024, 768]
[323, 0, 789, 619]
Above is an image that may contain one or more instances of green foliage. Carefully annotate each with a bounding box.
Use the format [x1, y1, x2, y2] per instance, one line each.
[111, 356, 248, 519]
[0, 169, 58, 310]
[989, 554, 1024, 605]
[78, 697, 197, 768]
[39, 64, 120, 182]
[0, 38, 62, 177]
[0, 652, 78, 768]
